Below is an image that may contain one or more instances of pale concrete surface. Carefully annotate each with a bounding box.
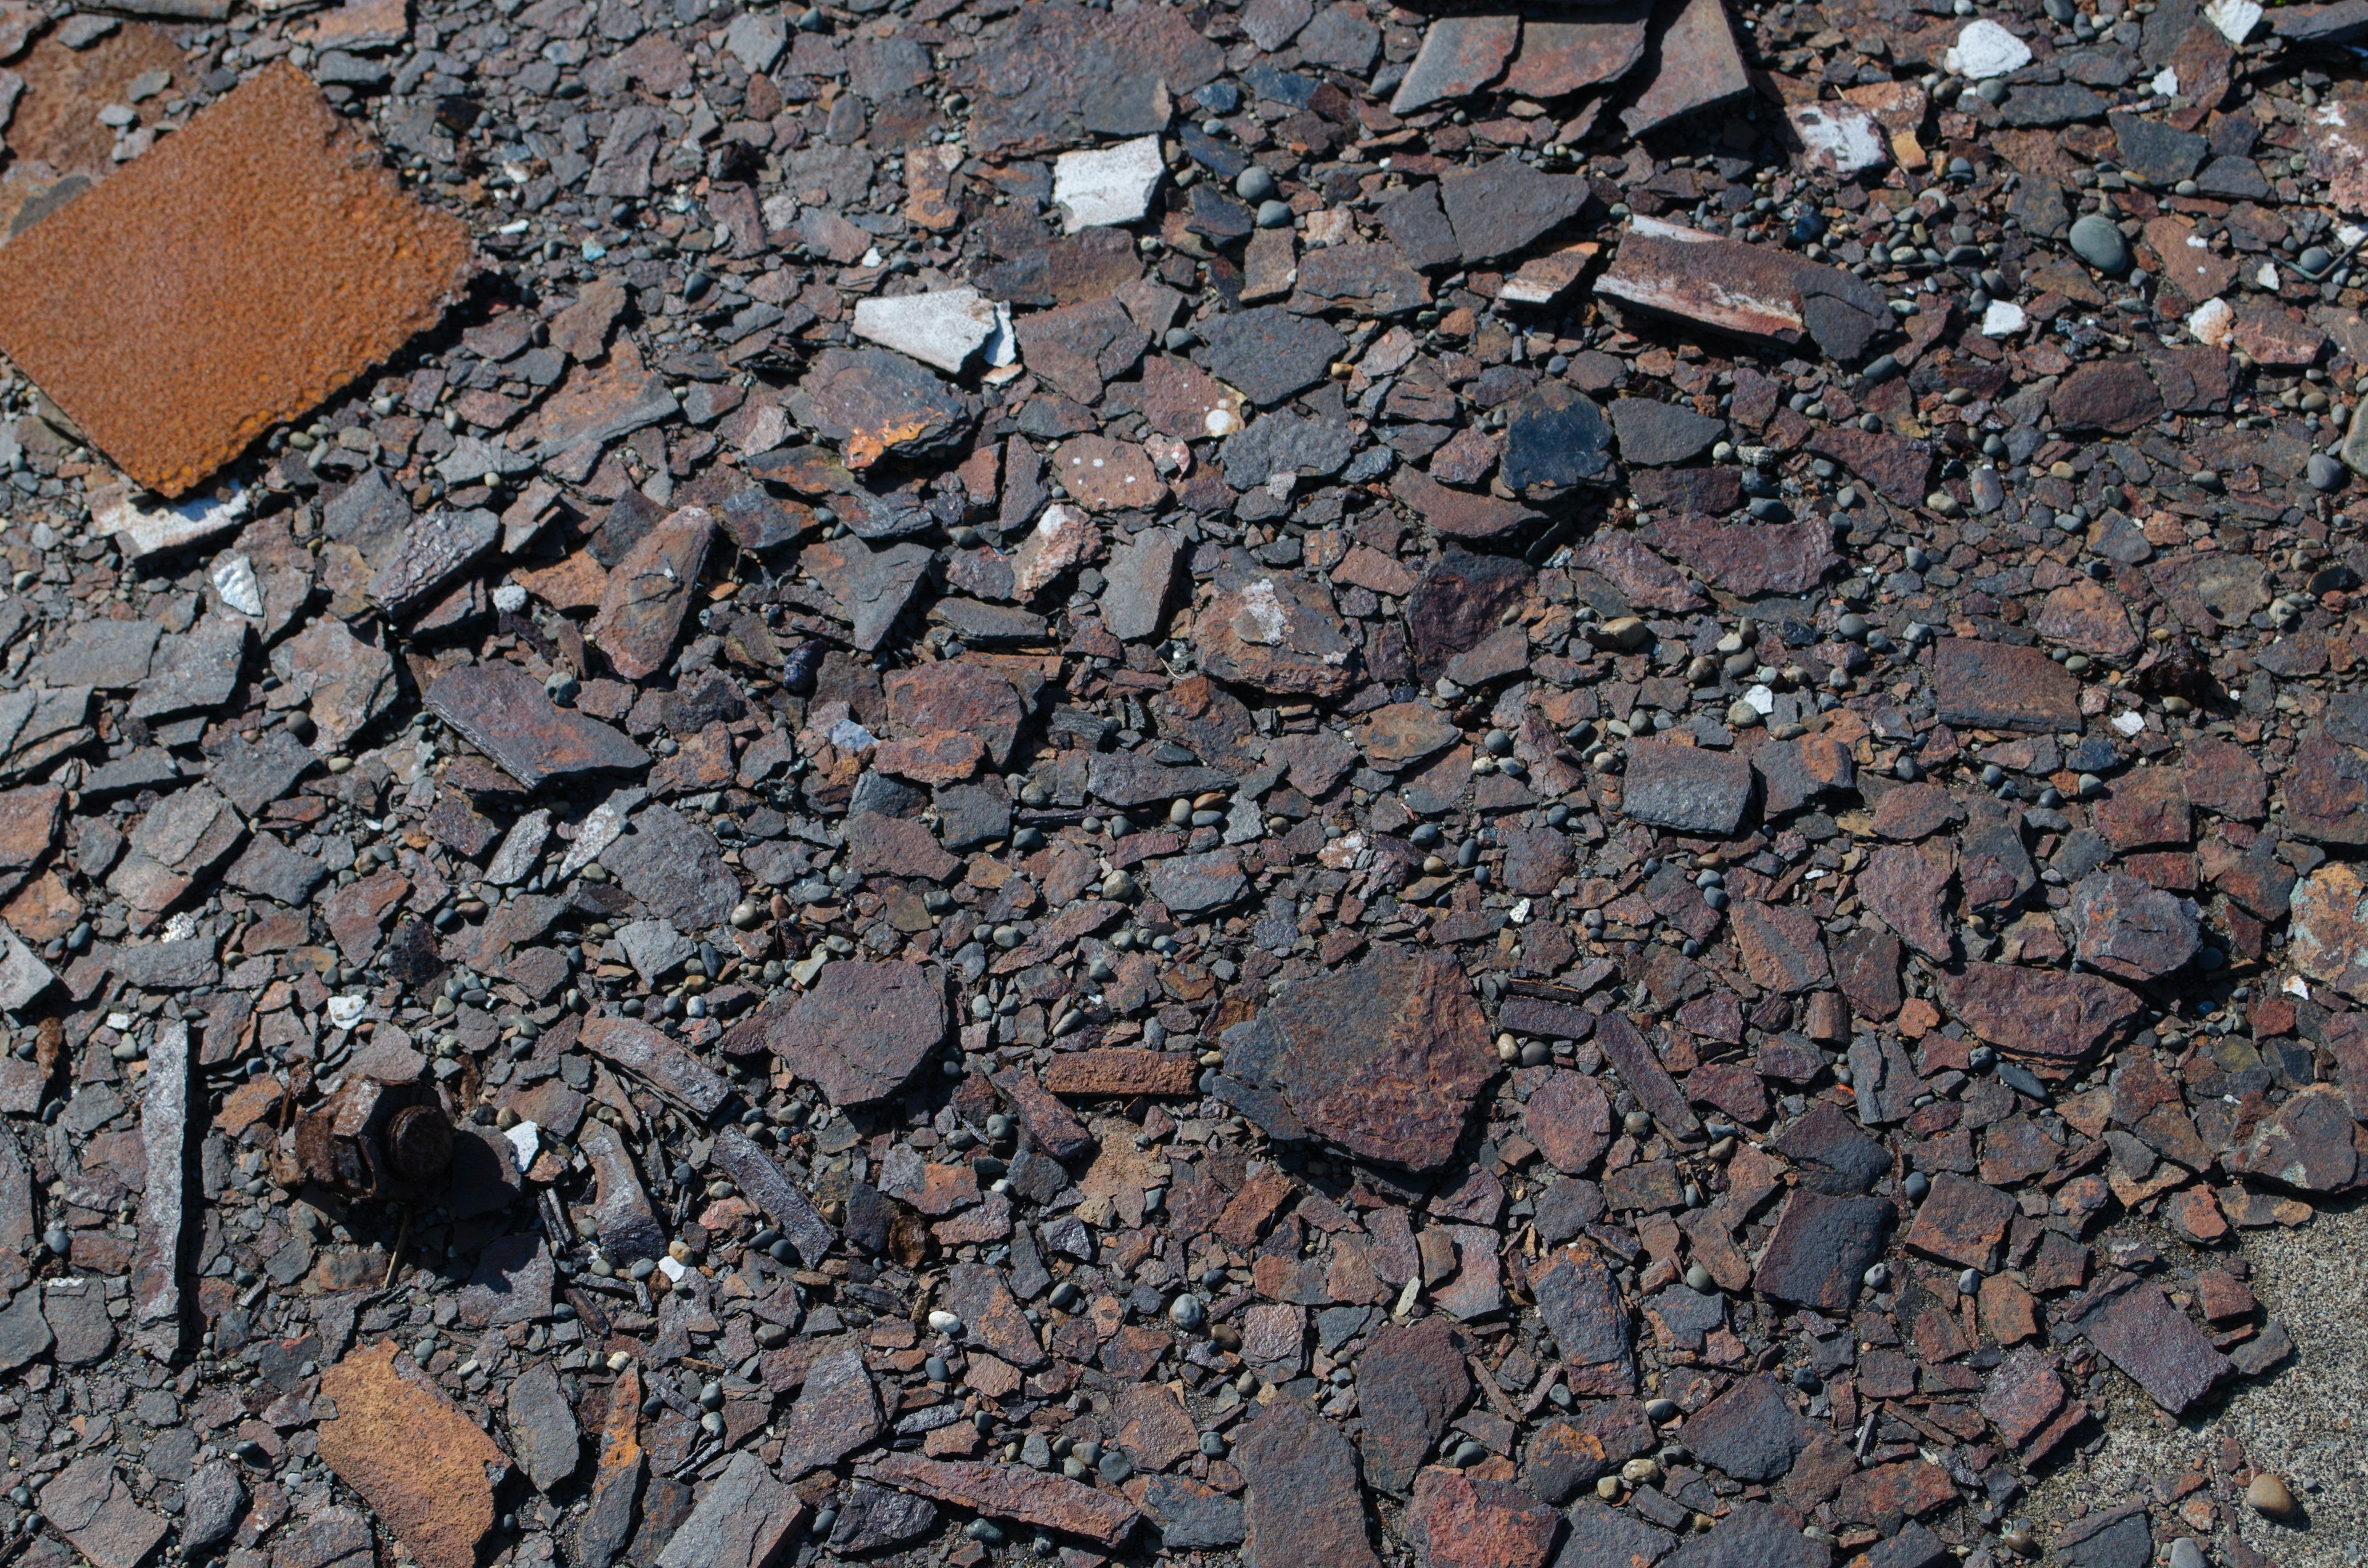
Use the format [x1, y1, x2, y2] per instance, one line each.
[2021, 1200, 2368, 1567]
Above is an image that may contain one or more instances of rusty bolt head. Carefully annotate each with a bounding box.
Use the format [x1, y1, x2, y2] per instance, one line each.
[295, 1076, 455, 1202]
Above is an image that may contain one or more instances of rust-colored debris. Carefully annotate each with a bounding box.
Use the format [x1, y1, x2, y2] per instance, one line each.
[0, 61, 472, 496]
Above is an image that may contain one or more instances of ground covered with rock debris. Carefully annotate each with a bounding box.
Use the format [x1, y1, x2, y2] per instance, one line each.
[0, 0, 2359, 1564]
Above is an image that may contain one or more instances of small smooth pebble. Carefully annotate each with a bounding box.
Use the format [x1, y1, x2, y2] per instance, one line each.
[2068, 213, 2130, 273]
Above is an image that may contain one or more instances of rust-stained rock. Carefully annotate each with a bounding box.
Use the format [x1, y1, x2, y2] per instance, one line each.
[1238, 1397, 1379, 1568]
[2227, 1084, 2362, 1192]
[1597, 216, 1888, 359]
[316, 1340, 510, 1568]
[1729, 898, 1833, 991]
[1981, 1345, 2067, 1447]
[2034, 577, 2142, 659]
[581, 1015, 731, 1119]
[1935, 961, 2140, 1059]
[1042, 1049, 1199, 1097]
[1931, 639, 2079, 733]
[791, 348, 976, 470]
[1857, 845, 1955, 961]
[1193, 569, 1360, 697]
[1391, 466, 1541, 540]
[1502, 11, 1652, 97]
[857, 1455, 1140, 1549]
[2292, 861, 2368, 1001]
[574, 1367, 642, 1568]
[1408, 1467, 1560, 1568]
[2069, 871, 2201, 980]
[1525, 1069, 1613, 1175]
[1902, 1174, 2015, 1270]
[885, 660, 1024, 768]
[770, 961, 948, 1106]
[1260, 946, 1493, 1170]
[1649, 516, 1837, 596]
[1390, 15, 1519, 116]
[2282, 728, 2368, 845]
[588, 505, 713, 681]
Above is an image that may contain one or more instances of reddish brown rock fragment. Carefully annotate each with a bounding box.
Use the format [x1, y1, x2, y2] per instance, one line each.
[1935, 961, 2140, 1059]
[1355, 1318, 1470, 1495]
[1042, 1049, 1199, 1097]
[1408, 1467, 1560, 1568]
[1931, 639, 2079, 733]
[1526, 1069, 1613, 1175]
[2066, 1274, 2232, 1414]
[2034, 577, 2141, 659]
[1260, 946, 1492, 1170]
[1902, 1174, 2015, 1269]
[1858, 845, 1956, 961]
[1729, 898, 1832, 992]
[1391, 466, 1540, 541]
[769, 961, 948, 1106]
[316, 1341, 509, 1568]
[588, 506, 713, 681]
[856, 1455, 1139, 1549]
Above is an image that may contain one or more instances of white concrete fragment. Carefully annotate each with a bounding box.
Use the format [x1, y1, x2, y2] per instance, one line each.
[326, 994, 368, 1028]
[1051, 135, 1166, 232]
[2151, 66, 2179, 96]
[2187, 297, 2234, 347]
[211, 553, 263, 615]
[1944, 18, 2031, 79]
[92, 480, 250, 562]
[851, 288, 1004, 374]
[2206, 0, 2261, 42]
[1980, 299, 2028, 337]
[491, 583, 528, 613]
[504, 1121, 541, 1175]
[1786, 101, 1887, 176]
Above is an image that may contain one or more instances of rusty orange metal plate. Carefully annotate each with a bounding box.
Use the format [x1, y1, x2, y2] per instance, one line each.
[0, 62, 473, 497]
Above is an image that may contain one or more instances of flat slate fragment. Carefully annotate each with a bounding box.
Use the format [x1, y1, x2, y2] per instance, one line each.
[1199, 306, 1349, 406]
[857, 1455, 1140, 1549]
[1621, 741, 1753, 835]
[1936, 961, 2141, 1059]
[1931, 639, 2081, 733]
[1260, 946, 1494, 1170]
[426, 665, 649, 790]
[1754, 1189, 1889, 1311]
[1237, 1397, 1379, 1568]
[769, 960, 948, 1106]
[2069, 1274, 2233, 1414]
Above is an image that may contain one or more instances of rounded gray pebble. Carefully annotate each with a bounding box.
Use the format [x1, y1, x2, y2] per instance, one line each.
[2068, 213, 2130, 273]
[1235, 165, 1276, 202]
[1254, 199, 1293, 228]
[2309, 452, 2346, 491]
